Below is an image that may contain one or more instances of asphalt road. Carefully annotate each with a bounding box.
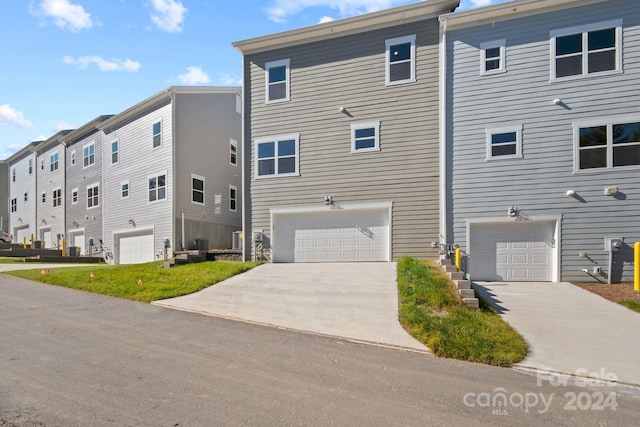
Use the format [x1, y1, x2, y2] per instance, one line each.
[1, 275, 639, 426]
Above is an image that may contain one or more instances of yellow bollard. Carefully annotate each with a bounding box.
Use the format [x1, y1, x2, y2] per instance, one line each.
[61, 236, 66, 257]
[635, 242, 639, 292]
[455, 247, 461, 272]
[30, 233, 34, 248]
[23, 236, 26, 249]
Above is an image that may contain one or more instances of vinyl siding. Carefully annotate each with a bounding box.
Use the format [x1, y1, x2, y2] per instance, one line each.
[244, 19, 442, 261]
[36, 144, 66, 248]
[446, 0, 640, 282]
[8, 153, 37, 241]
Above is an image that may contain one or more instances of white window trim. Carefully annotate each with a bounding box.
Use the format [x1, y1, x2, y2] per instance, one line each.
[152, 120, 163, 148]
[50, 152, 59, 172]
[71, 188, 78, 205]
[52, 187, 62, 208]
[550, 19, 623, 82]
[235, 94, 242, 114]
[229, 184, 237, 212]
[351, 121, 381, 153]
[265, 58, 290, 104]
[121, 180, 129, 199]
[191, 174, 205, 205]
[572, 114, 640, 173]
[148, 171, 168, 203]
[111, 140, 119, 165]
[480, 39, 506, 75]
[254, 133, 300, 179]
[41, 191, 46, 204]
[11, 168, 15, 182]
[83, 142, 95, 169]
[40, 158, 44, 170]
[385, 34, 416, 86]
[486, 125, 523, 160]
[70, 150, 76, 166]
[86, 183, 99, 209]
[230, 138, 238, 166]
[28, 159, 33, 174]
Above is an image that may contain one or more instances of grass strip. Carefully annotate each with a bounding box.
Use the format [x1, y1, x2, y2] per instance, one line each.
[619, 299, 640, 313]
[4, 261, 260, 303]
[397, 257, 527, 367]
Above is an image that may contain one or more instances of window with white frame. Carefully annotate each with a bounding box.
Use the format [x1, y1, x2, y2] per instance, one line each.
[10, 198, 16, 213]
[230, 139, 238, 166]
[52, 188, 62, 207]
[486, 126, 523, 159]
[236, 94, 241, 114]
[575, 118, 640, 170]
[351, 121, 381, 153]
[255, 134, 300, 178]
[229, 185, 237, 212]
[480, 39, 506, 75]
[152, 121, 162, 148]
[71, 150, 76, 166]
[111, 140, 119, 164]
[40, 158, 44, 170]
[83, 143, 95, 167]
[11, 168, 15, 182]
[386, 35, 416, 85]
[72, 188, 78, 204]
[121, 181, 129, 198]
[87, 184, 99, 208]
[50, 152, 59, 172]
[24, 192, 27, 202]
[265, 59, 290, 103]
[551, 20, 621, 80]
[192, 174, 205, 205]
[28, 159, 33, 174]
[41, 191, 46, 204]
[148, 173, 166, 202]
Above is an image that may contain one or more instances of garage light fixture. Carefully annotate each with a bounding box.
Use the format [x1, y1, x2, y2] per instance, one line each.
[508, 206, 518, 217]
[324, 195, 333, 205]
[566, 190, 575, 197]
[128, 218, 136, 227]
[604, 186, 618, 196]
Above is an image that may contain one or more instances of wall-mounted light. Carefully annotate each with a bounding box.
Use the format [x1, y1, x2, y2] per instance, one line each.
[566, 190, 576, 197]
[128, 218, 136, 227]
[508, 206, 518, 217]
[41, 219, 47, 224]
[324, 195, 333, 205]
[17, 218, 22, 224]
[604, 186, 618, 196]
[73, 221, 79, 227]
[552, 98, 562, 105]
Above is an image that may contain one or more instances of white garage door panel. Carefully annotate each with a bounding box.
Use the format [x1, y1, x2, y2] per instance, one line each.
[470, 221, 555, 281]
[117, 231, 154, 264]
[16, 228, 30, 243]
[74, 234, 85, 256]
[274, 209, 388, 263]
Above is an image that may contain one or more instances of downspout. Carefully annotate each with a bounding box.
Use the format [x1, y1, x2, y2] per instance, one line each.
[239, 56, 247, 261]
[169, 88, 177, 258]
[438, 17, 449, 249]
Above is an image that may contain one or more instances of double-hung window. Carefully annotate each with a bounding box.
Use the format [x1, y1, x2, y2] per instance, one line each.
[28, 159, 33, 174]
[42, 191, 46, 204]
[351, 122, 381, 153]
[230, 139, 238, 166]
[52, 189, 62, 207]
[551, 20, 621, 80]
[265, 59, 290, 103]
[149, 173, 167, 202]
[87, 184, 99, 208]
[50, 152, 59, 172]
[121, 181, 129, 199]
[575, 117, 640, 170]
[152, 121, 162, 148]
[229, 185, 237, 212]
[11, 168, 15, 182]
[192, 175, 204, 205]
[111, 141, 119, 164]
[480, 40, 506, 75]
[10, 198, 16, 213]
[71, 150, 76, 166]
[83, 143, 95, 167]
[255, 134, 300, 178]
[386, 35, 416, 85]
[486, 126, 523, 160]
[71, 188, 78, 204]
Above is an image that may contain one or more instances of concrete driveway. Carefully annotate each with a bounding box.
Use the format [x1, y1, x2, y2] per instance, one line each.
[153, 263, 427, 352]
[473, 281, 640, 387]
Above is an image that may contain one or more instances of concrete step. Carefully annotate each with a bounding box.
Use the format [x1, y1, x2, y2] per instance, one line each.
[454, 280, 471, 290]
[459, 288, 475, 299]
[437, 258, 453, 266]
[442, 264, 458, 273]
[463, 298, 480, 309]
[447, 271, 464, 281]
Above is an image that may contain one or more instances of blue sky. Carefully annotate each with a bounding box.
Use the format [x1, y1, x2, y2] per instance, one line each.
[0, 0, 508, 158]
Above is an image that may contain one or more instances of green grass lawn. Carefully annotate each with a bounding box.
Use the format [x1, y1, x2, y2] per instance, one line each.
[4, 261, 261, 303]
[619, 299, 640, 313]
[397, 257, 527, 367]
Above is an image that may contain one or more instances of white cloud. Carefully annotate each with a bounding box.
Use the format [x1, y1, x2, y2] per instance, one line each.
[217, 73, 242, 86]
[319, 16, 335, 24]
[63, 55, 141, 72]
[0, 105, 32, 129]
[32, 136, 48, 142]
[31, 0, 93, 31]
[150, 0, 187, 33]
[53, 121, 75, 131]
[177, 67, 211, 85]
[265, 0, 408, 23]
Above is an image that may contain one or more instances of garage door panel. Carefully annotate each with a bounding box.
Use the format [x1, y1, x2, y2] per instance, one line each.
[117, 231, 154, 264]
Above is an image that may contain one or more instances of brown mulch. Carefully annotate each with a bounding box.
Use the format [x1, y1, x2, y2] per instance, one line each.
[572, 282, 640, 303]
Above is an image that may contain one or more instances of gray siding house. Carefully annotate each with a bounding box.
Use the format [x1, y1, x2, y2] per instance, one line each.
[98, 87, 242, 264]
[7, 142, 41, 244]
[0, 161, 8, 234]
[62, 115, 113, 256]
[233, 0, 460, 263]
[441, 0, 640, 282]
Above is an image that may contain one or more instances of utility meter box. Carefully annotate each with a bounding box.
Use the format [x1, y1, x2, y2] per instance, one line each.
[253, 230, 263, 242]
[604, 237, 623, 252]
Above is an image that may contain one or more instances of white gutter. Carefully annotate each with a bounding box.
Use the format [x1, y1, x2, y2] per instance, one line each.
[439, 17, 448, 247]
[240, 56, 247, 261]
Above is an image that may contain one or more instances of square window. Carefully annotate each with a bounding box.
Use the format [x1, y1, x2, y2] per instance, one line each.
[265, 59, 290, 103]
[576, 118, 640, 170]
[486, 126, 523, 160]
[255, 134, 300, 178]
[153, 121, 162, 148]
[121, 181, 129, 199]
[149, 174, 167, 202]
[480, 40, 506, 75]
[192, 175, 205, 205]
[229, 185, 237, 212]
[551, 20, 621, 80]
[83, 143, 95, 168]
[351, 121, 381, 153]
[386, 35, 416, 85]
[111, 141, 119, 164]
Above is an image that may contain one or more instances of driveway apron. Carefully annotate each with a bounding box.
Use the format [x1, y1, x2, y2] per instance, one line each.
[473, 281, 640, 386]
[154, 262, 426, 351]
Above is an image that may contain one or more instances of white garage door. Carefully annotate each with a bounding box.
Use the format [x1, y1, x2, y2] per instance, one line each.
[71, 233, 85, 255]
[42, 230, 52, 248]
[273, 208, 389, 263]
[15, 227, 30, 244]
[469, 221, 555, 281]
[116, 230, 154, 264]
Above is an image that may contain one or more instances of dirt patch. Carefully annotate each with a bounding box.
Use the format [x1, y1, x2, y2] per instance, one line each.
[572, 282, 640, 303]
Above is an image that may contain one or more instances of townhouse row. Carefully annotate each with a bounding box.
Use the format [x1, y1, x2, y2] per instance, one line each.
[5, 87, 242, 264]
[232, 0, 640, 283]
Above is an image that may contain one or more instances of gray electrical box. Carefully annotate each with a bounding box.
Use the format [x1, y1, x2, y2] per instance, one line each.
[604, 237, 623, 252]
[253, 230, 263, 242]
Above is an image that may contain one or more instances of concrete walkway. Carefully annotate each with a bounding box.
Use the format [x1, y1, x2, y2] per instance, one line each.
[473, 281, 640, 387]
[153, 263, 427, 352]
